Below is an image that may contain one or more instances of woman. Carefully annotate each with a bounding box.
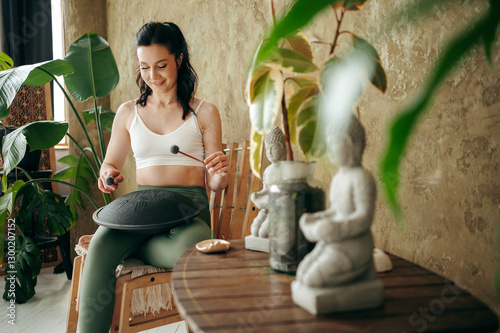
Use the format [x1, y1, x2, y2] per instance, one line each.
[77, 22, 229, 332]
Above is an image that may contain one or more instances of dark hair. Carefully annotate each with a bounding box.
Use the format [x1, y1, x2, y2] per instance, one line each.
[135, 22, 198, 119]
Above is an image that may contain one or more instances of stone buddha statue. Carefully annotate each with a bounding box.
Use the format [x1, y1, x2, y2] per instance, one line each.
[291, 115, 384, 315]
[245, 126, 287, 252]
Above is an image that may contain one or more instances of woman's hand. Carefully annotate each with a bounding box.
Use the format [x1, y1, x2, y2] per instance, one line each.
[204, 151, 228, 175]
[204, 151, 229, 191]
[98, 169, 124, 193]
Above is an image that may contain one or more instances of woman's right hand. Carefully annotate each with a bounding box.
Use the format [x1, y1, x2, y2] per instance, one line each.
[98, 169, 124, 193]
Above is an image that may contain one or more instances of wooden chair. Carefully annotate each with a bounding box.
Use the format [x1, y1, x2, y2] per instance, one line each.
[66, 141, 261, 333]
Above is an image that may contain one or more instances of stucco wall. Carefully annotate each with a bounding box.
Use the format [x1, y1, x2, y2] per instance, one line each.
[63, 0, 109, 253]
[66, 0, 499, 315]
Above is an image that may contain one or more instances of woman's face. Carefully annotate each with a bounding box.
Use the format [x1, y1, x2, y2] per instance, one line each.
[137, 43, 182, 94]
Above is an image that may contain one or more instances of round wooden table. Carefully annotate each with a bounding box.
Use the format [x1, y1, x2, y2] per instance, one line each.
[172, 240, 498, 332]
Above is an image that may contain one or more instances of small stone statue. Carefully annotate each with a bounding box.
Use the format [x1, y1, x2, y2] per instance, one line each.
[245, 126, 287, 252]
[291, 115, 384, 315]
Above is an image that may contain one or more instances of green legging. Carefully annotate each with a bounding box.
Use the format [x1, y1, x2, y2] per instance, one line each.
[77, 185, 210, 333]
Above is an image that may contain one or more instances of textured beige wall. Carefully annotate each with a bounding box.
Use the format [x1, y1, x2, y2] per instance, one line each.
[63, 0, 109, 255]
[66, 0, 499, 314]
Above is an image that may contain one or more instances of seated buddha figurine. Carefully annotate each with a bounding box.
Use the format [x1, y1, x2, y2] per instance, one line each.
[245, 126, 286, 252]
[291, 115, 384, 315]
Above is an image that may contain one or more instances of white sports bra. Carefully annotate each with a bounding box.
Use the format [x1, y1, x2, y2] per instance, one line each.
[130, 101, 205, 169]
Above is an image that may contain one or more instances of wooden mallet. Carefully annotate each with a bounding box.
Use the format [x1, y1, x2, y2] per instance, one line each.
[170, 145, 205, 165]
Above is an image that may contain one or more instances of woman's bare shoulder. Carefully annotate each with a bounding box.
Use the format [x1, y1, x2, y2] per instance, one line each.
[195, 99, 219, 117]
[113, 100, 138, 128]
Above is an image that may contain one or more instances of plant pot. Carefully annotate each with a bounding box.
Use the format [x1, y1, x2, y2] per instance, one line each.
[268, 161, 325, 274]
[0, 126, 42, 172]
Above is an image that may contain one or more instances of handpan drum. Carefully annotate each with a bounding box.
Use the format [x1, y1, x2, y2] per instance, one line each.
[93, 189, 203, 234]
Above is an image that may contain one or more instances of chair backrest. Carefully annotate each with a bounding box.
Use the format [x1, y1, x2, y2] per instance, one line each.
[207, 141, 262, 240]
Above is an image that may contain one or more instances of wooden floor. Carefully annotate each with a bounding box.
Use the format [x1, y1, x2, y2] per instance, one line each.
[0, 266, 187, 333]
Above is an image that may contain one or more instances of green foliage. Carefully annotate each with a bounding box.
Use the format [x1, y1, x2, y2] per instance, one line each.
[1, 122, 69, 190]
[247, 0, 386, 175]
[3, 236, 41, 304]
[0, 52, 14, 71]
[82, 106, 115, 133]
[0, 59, 74, 121]
[0, 32, 118, 302]
[64, 33, 119, 101]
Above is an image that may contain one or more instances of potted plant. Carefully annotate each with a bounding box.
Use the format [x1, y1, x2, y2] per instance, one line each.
[246, 0, 387, 272]
[0, 33, 119, 302]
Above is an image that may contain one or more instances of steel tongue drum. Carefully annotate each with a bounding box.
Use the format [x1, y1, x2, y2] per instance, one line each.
[93, 189, 203, 234]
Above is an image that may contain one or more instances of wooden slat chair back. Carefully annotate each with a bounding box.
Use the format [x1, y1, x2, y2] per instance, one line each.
[66, 141, 261, 333]
[210, 141, 260, 240]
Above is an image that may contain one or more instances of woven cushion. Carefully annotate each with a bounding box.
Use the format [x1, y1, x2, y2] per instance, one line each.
[93, 189, 203, 234]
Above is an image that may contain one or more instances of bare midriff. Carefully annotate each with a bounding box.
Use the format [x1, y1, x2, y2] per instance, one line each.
[136, 165, 206, 187]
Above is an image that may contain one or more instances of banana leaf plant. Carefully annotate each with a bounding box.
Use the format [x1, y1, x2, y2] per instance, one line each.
[0, 32, 119, 302]
[248, 0, 500, 300]
[0, 52, 13, 71]
[246, 0, 387, 176]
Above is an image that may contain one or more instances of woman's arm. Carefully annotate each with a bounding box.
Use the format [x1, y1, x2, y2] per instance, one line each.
[197, 102, 229, 192]
[98, 102, 133, 193]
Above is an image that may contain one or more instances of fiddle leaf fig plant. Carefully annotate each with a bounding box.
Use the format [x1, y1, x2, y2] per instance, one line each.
[247, 0, 387, 175]
[0, 32, 118, 302]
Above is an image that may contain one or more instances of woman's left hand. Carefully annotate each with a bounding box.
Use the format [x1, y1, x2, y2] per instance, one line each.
[204, 151, 229, 176]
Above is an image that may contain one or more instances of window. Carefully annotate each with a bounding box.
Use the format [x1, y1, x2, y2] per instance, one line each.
[51, 0, 67, 147]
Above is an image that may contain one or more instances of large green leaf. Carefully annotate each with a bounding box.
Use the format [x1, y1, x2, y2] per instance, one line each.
[2, 121, 68, 186]
[284, 76, 318, 97]
[260, 0, 344, 62]
[352, 35, 387, 92]
[64, 33, 119, 101]
[380, 2, 500, 224]
[58, 154, 93, 171]
[53, 165, 94, 181]
[82, 106, 116, 133]
[17, 184, 73, 236]
[287, 85, 319, 144]
[0, 180, 25, 216]
[0, 60, 73, 119]
[297, 96, 326, 158]
[286, 32, 314, 61]
[0, 52, 14, 71]
[3, 236, 41, 303]
[334, 0, 369, 11]
[266, 48, 318, 73]
[249, 67, 283, 134]
[249, 129, 264, 178]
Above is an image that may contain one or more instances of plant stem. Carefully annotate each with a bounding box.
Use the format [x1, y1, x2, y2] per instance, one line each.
[48, 70, 101, 167]
[93, 99, 106, 163]
[67, 133, 111, 205]
[330, 8, 346, 56]
[281, 94, 294, 161]
[270, 0, 276, 27]
[66, 133, 99, 179]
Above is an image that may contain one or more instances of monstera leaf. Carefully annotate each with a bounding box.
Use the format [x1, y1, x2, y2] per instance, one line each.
[3, 236, 41, 304]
